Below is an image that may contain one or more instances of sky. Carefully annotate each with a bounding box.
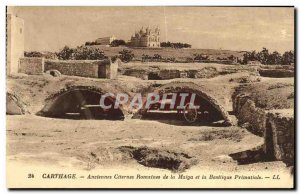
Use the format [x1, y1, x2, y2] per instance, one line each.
[9, 6, 294, 53]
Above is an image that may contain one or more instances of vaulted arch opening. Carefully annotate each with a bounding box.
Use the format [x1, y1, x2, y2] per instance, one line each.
[134, 82, 232, 125]
[39, 87, 124, 120]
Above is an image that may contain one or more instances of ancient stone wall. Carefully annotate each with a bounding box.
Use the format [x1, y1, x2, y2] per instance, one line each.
[233, 94, 266, 136]
[19, 57, 44, 75]
[123, 69, 148, 79]
[259, 69, 294, 78]
[266, 110, 294, 166]
[44, 59, 116, 79]
[233, 93, 294, 166]
[158, 70, 180, 79]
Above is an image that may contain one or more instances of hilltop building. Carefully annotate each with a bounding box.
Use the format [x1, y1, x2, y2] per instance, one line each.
[95, 36, 116, 45]
[129, 27, 160, 48]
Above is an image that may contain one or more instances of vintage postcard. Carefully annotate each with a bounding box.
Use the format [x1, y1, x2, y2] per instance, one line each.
[6, 6, 295, 189]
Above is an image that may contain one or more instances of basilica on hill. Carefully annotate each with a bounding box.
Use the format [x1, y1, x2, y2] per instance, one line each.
[129, 27, 161, 48]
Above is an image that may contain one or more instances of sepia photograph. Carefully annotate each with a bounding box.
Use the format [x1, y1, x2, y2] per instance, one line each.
[6, 6, 295, 189]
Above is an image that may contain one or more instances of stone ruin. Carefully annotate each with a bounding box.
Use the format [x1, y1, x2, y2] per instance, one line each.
[17, 57, 120, 79]
[232, 93, 294, 167]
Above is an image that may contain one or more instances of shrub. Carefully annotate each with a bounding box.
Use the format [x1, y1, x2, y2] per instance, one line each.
[193, 53, 209, 61]
[119, 49, 134, 62]
[24, 51, 43, 58]
[85, 41, 100, 46]
[142, 54, 162, 62]
[153, 54, 162, 59]
[161, 41, 191, 48]
[57, 46, 74, 60]
[57, 46, 107, 60]
[110, 39, 126, 47]
[111, 55, 119, 63]
[282, 51, 294, 65]
[24, 51, 57, 59]
[73, 46, 107, 60]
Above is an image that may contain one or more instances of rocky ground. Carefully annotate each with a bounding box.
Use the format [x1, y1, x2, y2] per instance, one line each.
[7, 115, 288, 173]
[6, 63, 294, 177]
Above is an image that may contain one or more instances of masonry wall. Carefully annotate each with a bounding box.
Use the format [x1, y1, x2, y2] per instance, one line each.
[233, 93, 294, 166]
[123, 69, 148, 79]
[159, 69, 180, 79]
[233, 94, 266, 136]
[259, 69, 294, 78]
[19, 57, 44, 75]
[44, 59, 115, 78]
[266, 110, 294, 166]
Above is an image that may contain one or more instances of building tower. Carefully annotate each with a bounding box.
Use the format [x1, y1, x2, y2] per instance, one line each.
[7, 14, 24, 75]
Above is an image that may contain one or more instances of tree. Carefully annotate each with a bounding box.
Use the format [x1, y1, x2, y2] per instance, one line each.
[242, 51, 257, 64]
[56, 46, 107, 60]
[57, 46, 74, 60]
[160, 42, 171, 47]
[241, 48, 294, 65]
[282, 51, 294, 65]
[160, 41, 191, 48]
[119, 49, 134, 62]
[267, 51, 282, 65]
[257, 48, 269, 64]
[110, 39, 126, 47]
[73, 46, 107, 60]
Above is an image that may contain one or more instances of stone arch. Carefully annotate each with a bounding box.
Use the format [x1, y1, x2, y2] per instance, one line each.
[134, 82, 232, 125]
[45, 69, 61, 77]
[6, 91, 27, 115]
[39, 86, 125, 120]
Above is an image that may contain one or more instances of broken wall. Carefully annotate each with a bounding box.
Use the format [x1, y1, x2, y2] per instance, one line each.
[233, 93, 294, 166]
[44, 59, 115, 78]
[259, 69, 294, 78]
[158, 69, 180, 79]
[233, 94, 266, 136]
[19, 57, 44, 75]
[266, 110, 294, 166]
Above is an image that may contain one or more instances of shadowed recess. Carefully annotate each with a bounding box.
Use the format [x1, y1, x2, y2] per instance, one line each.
[39, 87, 124, 120]
[133, 82, 232, 125]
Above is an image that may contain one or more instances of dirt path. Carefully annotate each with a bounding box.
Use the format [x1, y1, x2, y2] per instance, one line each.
[7, 115, 287, 173]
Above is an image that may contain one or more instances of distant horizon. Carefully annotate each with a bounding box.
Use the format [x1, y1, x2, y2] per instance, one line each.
[9, 6, 294, 53]
[27, 45, 292, 55]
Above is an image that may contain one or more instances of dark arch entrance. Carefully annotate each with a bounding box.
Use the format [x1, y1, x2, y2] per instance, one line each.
[133, 82, 232, 125]
[39, 88, 124, 120]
